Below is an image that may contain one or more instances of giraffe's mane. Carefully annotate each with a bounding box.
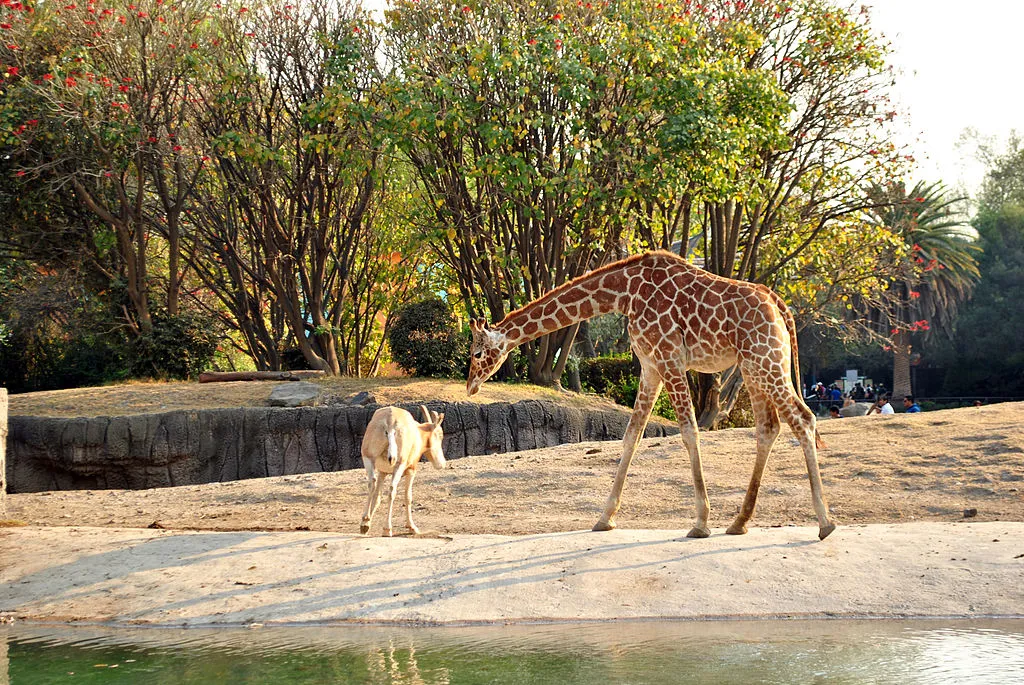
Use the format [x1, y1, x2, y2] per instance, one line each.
[499, 250, 688, 325]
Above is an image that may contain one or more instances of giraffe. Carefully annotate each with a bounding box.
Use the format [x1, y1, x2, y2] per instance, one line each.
[467, 250, 836, 540]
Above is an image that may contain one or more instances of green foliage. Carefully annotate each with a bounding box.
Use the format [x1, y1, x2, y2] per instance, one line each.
[608, 375, 678, 422]
[388, 300, 469, 379]
[941, 204, 1024, 396]
[578, 355, 635, 395]
[129, 310, 220, 381]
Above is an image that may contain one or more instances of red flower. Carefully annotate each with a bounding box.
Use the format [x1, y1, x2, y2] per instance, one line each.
[119, 85, 129, 92]
[42, 73, 53, 80]
[14, 170, 25, 177]
[554, 38, 562, 49]
[914, 197, 924, 202]
[64, 76, 77, 87]
[552, 12, 562, 20]
[909, 291, 920, 299]
[0, 23, 11, 30]
[527, 38, 536, 45]
[5, 66, 17, 76]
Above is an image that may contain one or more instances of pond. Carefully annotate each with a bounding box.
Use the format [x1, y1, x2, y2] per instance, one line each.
[4, 619, 1023, 684]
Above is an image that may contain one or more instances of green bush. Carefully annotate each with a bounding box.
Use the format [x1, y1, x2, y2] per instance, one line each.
[130, 310, 220, 380]
[609, 375, 677, 422]
[388, 299, 469, 378]
[578, 354, 635, 394]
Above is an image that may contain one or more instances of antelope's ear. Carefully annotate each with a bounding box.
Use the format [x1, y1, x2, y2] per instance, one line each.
[420, 405, 432, 424]
[435, 412, 445, 425]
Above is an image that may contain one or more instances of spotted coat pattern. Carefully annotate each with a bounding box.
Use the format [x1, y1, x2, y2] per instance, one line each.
[468, 251, 835, 541]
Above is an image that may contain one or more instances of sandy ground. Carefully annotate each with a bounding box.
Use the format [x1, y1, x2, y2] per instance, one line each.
[2, 402, 1023, 626]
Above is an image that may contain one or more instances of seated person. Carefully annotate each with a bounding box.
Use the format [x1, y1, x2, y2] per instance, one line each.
[867, 394, 894, 415]
[903, 395, 922, 413]
[829, 405, 842, 419]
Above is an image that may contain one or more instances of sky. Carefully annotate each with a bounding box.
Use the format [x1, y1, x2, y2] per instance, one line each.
[862, 1, 1022, 196]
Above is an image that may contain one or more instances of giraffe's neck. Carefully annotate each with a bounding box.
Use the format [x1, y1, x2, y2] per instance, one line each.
[497, 263, 634, 347]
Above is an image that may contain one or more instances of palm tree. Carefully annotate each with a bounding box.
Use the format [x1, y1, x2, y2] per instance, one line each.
[863, 181, 980, 401]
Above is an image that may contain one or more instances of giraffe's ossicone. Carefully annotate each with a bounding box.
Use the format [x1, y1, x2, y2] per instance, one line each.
[467, 251, 836, 541]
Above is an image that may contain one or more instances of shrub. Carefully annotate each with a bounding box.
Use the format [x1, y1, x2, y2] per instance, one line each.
[578, 354, 635, 394]
[130, 310, 220, 380]
[609, 375, 677, 422]
[388, 299, 469, 378]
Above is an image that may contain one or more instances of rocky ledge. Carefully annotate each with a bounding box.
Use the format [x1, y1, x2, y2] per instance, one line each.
[7, 400, 678, 493]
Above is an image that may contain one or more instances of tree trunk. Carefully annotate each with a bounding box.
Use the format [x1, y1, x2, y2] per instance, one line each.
[0, 388, 7, 518]
[690, 371, 722, 429]
[892, 330, 913, 401]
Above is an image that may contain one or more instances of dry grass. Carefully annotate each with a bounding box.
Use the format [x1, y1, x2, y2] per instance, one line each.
[7, 376, 631, 419]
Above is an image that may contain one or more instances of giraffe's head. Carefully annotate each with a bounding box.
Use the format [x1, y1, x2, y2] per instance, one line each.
[467, 318, 511, 396]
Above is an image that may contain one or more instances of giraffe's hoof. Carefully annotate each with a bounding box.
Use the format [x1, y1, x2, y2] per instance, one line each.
[385, 528, 394, 538]
[359, 523, 369, 535]
[686, 525, 711, 539]
[818, 522, 837, 540]
[725, 522, 748, 536]
[592, 520, 616, 532]
[408, 526, 420, 536]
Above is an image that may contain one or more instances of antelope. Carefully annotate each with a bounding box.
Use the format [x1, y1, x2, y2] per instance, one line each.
[359, 405, 446, 536]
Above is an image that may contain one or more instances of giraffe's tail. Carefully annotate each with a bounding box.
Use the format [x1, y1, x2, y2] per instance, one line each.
[771, 290, 827, 451]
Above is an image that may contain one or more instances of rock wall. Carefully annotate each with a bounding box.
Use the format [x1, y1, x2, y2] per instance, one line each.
[7, 400, 678, 493]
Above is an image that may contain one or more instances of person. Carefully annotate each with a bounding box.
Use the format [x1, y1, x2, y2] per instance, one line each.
[829, 405, 842, 419]
[867, 394, 894, 415]
[852, 382, 866, 401]
[903, 395, 922, 413]
[829, 384, 843, 403]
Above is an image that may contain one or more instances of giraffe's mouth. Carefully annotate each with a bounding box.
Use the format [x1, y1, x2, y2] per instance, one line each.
[466, 377, 481, 396]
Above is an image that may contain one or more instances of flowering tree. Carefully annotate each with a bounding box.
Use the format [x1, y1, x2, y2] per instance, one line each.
[2, 0, 213, 337]
[862, 180, 979, 399]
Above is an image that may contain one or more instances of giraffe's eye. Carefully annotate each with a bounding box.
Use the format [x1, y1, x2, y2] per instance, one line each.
[473, 351, 483, 359]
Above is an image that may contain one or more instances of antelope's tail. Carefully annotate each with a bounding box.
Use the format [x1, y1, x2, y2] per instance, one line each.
[386, 429, 399, 463]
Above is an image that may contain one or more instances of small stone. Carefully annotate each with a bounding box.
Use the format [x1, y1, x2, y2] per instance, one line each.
[963, 508, 978, 518]
[343, 391, 377, 406]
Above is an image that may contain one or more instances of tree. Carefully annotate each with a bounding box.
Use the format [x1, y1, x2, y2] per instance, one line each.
[384, 0, 788, 387]
[862, 180, 980, 399]
[1, 0, 214, 337]
[182, 0, 414, 375]
[650, 1, 905, 427]
[941, 140, 1024, 396]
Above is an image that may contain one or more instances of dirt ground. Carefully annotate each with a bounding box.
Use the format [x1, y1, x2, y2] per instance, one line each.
[6, 399, 1022, 536]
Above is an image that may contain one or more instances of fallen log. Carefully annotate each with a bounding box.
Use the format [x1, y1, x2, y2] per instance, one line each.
[198, 370, 326, 383]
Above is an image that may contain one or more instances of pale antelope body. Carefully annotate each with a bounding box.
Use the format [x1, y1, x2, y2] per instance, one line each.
[359, 405, 446, 536]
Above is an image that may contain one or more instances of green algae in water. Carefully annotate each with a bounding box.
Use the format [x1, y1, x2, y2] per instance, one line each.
[6, 619, 1024, 684]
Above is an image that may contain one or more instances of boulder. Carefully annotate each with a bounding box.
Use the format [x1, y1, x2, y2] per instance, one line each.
[268, 382, 321, 408]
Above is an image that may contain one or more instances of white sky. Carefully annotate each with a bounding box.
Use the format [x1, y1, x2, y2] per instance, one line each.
[866, 1, 1022, 196]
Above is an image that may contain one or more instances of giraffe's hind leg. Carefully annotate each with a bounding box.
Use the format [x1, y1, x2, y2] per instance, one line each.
[777, 389, 836, 540]
[726, 386, 780, 535]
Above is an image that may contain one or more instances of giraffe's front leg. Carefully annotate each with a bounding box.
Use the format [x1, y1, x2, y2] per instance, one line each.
[663, 377, 710, 538]
[594, 364, 662, 532]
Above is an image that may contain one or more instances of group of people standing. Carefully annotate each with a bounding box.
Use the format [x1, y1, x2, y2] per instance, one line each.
[807, 381, 921, 418]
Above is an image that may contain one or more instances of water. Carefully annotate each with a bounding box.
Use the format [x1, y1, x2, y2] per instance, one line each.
[4, 619, 1024, 684]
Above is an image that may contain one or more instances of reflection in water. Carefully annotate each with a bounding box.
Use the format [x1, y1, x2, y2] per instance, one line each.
[4, 619, 1024, 684]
